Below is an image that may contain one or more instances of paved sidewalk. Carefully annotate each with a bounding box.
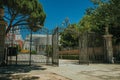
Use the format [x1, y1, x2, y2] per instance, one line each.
[1, 60, 120, 80]
[44, 60, 120, 80]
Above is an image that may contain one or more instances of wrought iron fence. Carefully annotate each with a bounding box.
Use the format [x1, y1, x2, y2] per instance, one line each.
[3, 26, 120, 66]
[87, 32, 106, 63]
[4, 26, 52, 66]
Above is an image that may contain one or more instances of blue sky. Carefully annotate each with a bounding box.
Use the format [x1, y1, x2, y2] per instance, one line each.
[20, 0, 94, 39]
[39, 0, 94, 30]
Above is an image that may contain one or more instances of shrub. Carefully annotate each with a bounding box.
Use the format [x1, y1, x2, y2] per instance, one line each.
[59, 55, 79, 60]
[20, 49, 29, 53]
[45, 45, 53, 56]
[31, 50, 37, 54]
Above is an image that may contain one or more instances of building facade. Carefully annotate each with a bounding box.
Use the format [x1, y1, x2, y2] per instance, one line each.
[5, 26, 24, 49]
[23, 34, 52, 54]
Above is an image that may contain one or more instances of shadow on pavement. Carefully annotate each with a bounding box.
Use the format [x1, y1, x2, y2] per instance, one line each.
[0, 64, 46, 80]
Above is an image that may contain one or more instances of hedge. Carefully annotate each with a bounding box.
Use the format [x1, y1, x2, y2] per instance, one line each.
[59, 55, 79, 60]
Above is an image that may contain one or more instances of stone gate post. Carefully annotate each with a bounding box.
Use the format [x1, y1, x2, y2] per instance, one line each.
[103, 27, 113, 63]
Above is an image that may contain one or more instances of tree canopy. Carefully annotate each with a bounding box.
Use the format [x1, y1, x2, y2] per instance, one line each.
[60, 24, 79, 48]
[0, 0, 46, 33]
[78, 0, 120, 38]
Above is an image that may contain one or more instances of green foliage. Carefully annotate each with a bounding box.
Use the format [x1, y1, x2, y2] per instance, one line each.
[59, 55, 79, 60]
[31, 50, 37, 54]
[16, 45, 21, 52]
[89, 0, 120, 28]
[78, 0, 120, 42]
[0, 0, 46, 33]
[90, 0, 120, 41]
[60, 24, 79, 48]
[78, 15, 93, 33]
[45, 45, 53, 57]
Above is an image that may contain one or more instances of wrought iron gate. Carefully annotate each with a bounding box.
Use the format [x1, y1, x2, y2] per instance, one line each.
[52, 27, 80, 65]
[79, 32, 106, 64]
[79, 32, 89, 64]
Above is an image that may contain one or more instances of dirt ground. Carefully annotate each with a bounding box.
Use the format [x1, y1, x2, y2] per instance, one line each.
[0, 72, 70, 80]
[0, 64, 71, 80]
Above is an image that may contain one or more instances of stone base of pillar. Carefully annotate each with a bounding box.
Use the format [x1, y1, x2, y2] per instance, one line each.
[103, 34, 113, 63]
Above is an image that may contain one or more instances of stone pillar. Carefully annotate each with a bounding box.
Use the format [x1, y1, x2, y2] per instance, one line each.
[103, 35, 113, 63]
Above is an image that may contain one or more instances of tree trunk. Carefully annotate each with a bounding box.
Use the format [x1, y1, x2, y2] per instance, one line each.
[0, 7, 7, 66]
[0, 7, 4, 18]
[6, 25, 12, 34]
